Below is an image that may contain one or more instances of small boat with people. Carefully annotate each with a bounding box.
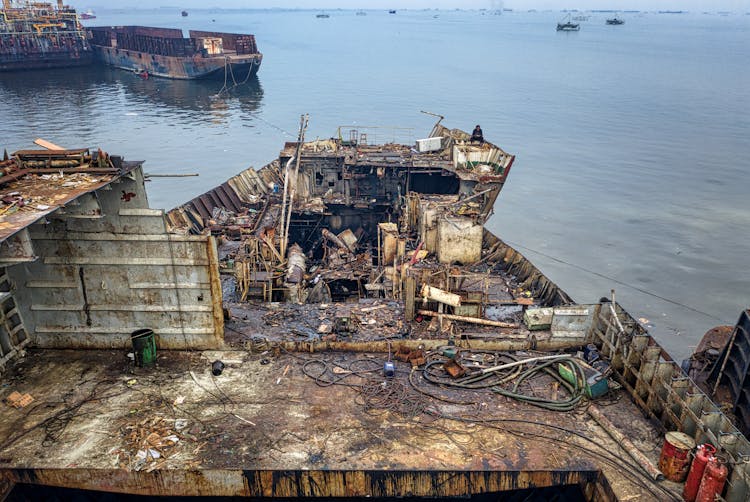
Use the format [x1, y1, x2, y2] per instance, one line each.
[606, 17, 625, 25]
[556, 14, 580, 31]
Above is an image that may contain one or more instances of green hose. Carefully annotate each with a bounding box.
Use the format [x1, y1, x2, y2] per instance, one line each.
[421, 354, 589, 412]
[491, 356, 586, 411]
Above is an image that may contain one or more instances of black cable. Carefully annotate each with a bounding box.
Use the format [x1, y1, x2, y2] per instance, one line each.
[504, 239, 726, 322]
[426, 410, 680, 501]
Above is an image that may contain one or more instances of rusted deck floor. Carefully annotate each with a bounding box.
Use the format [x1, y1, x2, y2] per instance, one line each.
[0, 348, 681, 499]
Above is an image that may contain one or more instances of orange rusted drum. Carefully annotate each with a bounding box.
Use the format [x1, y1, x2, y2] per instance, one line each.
[658, 431, 695, 482]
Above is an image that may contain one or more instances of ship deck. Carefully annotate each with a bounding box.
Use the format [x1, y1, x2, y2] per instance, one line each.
[2, 132, 738, 500]
[0, 346, 681, 500]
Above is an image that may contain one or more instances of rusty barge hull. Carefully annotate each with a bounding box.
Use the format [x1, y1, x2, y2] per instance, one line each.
[88, 26, 262, 80]
[0, 121, 749, 501]
[0, 43, 92, 71]
[0, 1, 92, 72]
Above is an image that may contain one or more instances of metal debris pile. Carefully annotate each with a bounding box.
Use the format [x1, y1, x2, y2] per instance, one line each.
[0, 148, 120, 218]
[118, 416, 185, 471]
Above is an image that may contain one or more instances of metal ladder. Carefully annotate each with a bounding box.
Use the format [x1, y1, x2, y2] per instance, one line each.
[0, 267, 29, 373]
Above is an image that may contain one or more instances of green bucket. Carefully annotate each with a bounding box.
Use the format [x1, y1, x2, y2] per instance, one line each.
[131, 329, 156, 367]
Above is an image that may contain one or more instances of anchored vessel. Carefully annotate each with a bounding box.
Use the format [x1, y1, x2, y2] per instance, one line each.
[88, 25, 262, 80]
[0, 0, 92, 71]
[0, 121, 748, 501]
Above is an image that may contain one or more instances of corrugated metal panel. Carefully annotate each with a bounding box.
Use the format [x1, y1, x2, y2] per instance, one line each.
[166, 160, 281, 233]
[708, 310, 750, 436]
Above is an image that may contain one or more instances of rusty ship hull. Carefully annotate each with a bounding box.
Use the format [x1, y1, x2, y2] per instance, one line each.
[0, 122, 748, 501]
[0, 0, 92, 72]
[88, 26, 262, 80]
[0, 47, 91, 70]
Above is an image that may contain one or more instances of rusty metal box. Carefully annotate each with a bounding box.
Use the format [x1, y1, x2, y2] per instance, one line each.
[523, 308, 553, 331]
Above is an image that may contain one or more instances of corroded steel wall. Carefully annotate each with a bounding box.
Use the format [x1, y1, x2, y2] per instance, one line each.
[189, 30, 259, 54]
[590, 303, 750, 501]
[4, 468, 600, 498]
[5, 166, 224, 350]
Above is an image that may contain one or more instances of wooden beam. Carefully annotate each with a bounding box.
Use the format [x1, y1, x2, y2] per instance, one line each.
[417, 309, 518, 328]
[33, 138, 66, 150]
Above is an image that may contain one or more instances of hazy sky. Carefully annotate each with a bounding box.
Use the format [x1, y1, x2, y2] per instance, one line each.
[91, 1, 749, 11]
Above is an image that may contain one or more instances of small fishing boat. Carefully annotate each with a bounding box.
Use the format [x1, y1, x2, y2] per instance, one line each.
[316, 13, 330, 18]
[606, 17, 625, 25]
[557, 14, 580, 31]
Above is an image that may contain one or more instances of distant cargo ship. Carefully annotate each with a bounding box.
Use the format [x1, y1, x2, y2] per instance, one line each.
[88, 26, 262, 80]
[0, 0, 92, 71]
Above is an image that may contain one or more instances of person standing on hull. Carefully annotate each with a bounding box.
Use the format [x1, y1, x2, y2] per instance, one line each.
[471, 125, 484, 144]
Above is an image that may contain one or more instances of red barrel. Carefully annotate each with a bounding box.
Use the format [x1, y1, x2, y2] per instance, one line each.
[696, 456, 728, 502]
[683, 443, 716, 502]
[659, 431, 695, 482]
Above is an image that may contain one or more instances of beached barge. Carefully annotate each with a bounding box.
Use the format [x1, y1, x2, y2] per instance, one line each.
[88, 25, 262, 80]
[0, 0, 92, 71]
[0, 123, 748, 500]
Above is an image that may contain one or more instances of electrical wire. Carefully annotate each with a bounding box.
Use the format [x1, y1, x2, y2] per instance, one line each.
[301, 357, 382, 388]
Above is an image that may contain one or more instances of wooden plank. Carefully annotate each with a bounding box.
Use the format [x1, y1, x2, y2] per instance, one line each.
[33, 138, 66, 150]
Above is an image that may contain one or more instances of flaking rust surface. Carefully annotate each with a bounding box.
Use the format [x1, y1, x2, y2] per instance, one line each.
[0, 349, 668, 499]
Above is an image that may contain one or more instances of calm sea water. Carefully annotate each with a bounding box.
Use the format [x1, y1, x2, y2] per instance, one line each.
[1, 9, 748, 360]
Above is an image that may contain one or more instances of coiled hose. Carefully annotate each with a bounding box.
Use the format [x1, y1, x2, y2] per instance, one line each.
[421, 354, 588, 412]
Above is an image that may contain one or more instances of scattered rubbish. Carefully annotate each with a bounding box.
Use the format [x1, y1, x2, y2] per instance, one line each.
[5, 391, 33, 408]
[211, 360, 225, 376]
[443, 358, 466, 378]
[126, 379, 138, 387]
[174, 419, 189, 430]
[276, 364, 290, 384]
[383, 360, 395, 377]
[121, 416, 183, 470]
[173, 396, 185, 406]
[394, 345, 426, 367]
[231, 413, 256, 426]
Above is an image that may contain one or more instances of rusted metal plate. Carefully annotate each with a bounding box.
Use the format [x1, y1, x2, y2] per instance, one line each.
[0, 172, 130, 243]
[0, 349, 671, 500]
